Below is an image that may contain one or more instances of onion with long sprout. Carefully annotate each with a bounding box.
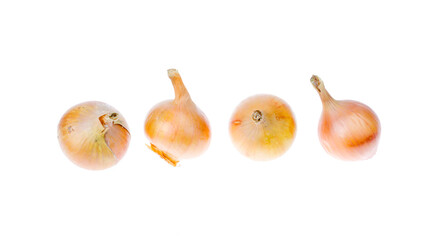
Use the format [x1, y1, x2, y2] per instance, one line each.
[144, 69, 211, 166]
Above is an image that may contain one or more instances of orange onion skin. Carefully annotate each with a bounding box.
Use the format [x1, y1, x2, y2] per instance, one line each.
[144, 69, 211, 166]
[312, 75, 381, 160]
[58, 101, 130, 170]
[229, 94, 296, 161]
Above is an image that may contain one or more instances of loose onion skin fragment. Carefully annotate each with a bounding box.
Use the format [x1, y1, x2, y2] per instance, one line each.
[229, 94, 296, 161]
[144, 69, 211, 167]
[58, 101, 130, 170]
[311, 75, 381, 160]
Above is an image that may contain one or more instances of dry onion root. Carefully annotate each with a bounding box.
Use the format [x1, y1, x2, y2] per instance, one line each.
[57, 101, 130, 170]
[144, 69, 211, 166]
[229, 94, 296, 160]
[310, 75, 381, 160]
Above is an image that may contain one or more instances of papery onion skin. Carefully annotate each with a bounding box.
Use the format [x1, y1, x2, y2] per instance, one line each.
[311, 75, 381, 160]
[58, 101, 130, 170]
[229, 94, 296, 161]
[144, 69, 211, 166]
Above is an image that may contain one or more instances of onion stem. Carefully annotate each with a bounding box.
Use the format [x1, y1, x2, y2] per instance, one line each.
[252, 110, 263, 123]
[311, 75, 335, 106]
[168, 69, 190, 102]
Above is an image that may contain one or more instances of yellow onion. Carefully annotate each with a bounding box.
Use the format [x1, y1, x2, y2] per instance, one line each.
[310, 75, 381, 160]
[144, 69, 211, 166]
[58, 101, 130, 170]
[229, 94, 296, 160]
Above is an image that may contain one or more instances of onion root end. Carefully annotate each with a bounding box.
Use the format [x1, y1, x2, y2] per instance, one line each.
[146, 143, 179, 167]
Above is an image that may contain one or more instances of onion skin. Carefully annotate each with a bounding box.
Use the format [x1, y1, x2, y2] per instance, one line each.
[229, 94, 296, 161]
[58, 101, 130, 170]
[144, 69, 211, 166]
[311, 75, 381, 160]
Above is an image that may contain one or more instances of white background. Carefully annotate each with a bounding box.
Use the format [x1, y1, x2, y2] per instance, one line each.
[1, 0, 443, 239]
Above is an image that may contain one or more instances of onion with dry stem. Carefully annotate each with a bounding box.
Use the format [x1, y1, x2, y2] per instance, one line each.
[311, 75, 381, 160]
[229, 94, 296, 160]
[58, 101, 130, 170]
[144, 69, 211, 166]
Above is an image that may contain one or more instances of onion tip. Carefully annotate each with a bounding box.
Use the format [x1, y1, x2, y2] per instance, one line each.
[167, 68, 179, 78]
[310, 75, 322, 93]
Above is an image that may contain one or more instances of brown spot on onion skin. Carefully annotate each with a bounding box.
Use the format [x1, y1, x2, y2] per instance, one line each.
[311, 75, 381, 160]
[232, 120, 242, 126]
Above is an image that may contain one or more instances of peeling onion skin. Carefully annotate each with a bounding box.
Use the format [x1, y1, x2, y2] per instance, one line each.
[144, 69, 211, 167]
[229, 94, 296, 161]
[311, 75, 381, 160]
[57, 101, 130, 170]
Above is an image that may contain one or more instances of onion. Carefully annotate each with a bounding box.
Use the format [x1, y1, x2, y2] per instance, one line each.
[229, 94, 296, 160]
[310, 75, 381, 160]
[57, 101, 130, 170]
[144, 69, 211, 166]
